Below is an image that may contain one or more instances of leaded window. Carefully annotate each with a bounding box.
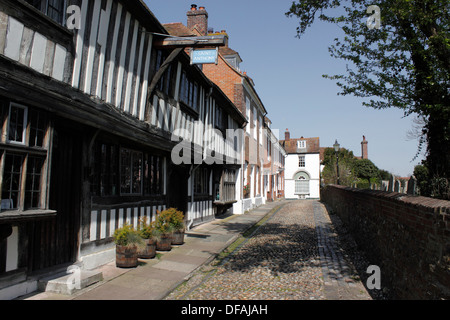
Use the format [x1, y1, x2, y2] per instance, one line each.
[120, 148, 143, 195]
[25, 0, 67, 25]
[1, 101, 50, 212]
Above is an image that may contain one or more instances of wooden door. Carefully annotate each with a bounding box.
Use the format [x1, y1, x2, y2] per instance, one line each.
[29, 120, 82, 271]
[167, 164, 188, 215]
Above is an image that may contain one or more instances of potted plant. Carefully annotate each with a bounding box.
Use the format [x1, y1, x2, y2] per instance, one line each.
[154, 209, 174, 251]
[137, 217, 157, 259]
[167, 208, 185, 245]
[113, 223, 143, 268]
[160, 208, 185, 245]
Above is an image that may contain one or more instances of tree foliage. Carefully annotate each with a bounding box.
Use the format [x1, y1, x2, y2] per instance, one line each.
[352, 158, 380, 184]
[286, 0, 449, 198]
[321, 147, 382, 187]
[321, 147, 356, 185]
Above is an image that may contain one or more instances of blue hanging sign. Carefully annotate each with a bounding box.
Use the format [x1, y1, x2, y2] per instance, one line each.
[190, 48, 218, 65]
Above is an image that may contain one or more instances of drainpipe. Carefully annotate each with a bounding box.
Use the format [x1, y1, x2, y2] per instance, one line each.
[187, 164, 201, 230]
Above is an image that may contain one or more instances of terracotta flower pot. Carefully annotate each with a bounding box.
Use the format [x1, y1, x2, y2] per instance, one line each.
[171, 230, 185, 245]
[138, 238, 156, 259]
[156, 234, 172, 251]
[116, 245, 138, 268]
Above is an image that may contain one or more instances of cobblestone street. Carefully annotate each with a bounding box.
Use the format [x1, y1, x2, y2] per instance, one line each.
[166, 200, 374, 300]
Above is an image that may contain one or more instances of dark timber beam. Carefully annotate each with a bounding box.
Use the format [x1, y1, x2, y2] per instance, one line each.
[153, 34, 227, 48]
[145, 47, 184, 121]
[145, 34, 227, 121]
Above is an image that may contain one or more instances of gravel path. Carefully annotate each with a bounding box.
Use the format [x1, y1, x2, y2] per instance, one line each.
[166, 200, 374, 300]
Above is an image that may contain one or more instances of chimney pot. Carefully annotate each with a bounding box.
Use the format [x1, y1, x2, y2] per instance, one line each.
[187, 4, 208, 36]
[285, 129, 290, 141]
[199, 6, 205, 10]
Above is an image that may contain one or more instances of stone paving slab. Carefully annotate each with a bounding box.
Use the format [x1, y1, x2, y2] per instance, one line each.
[312, 201, 371, 300]
[19, 200, 284, 300]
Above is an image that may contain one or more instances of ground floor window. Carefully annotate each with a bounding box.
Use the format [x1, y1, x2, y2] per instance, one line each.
[295, 178, 309, 194]
[1, 153, 23, 210]
[1, 153, 47, 211]
[220, 169, 236, 202]
[194, 167, 209, 195]
[120, 148, 143, 195]
[294, 171, 310, 195]
[1, 100, 49, 212]
[25, 156, 45, 209]
[91, 141, 164, 197]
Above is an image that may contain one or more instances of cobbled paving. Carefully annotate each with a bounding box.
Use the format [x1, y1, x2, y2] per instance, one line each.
[166, 200, 373, 300]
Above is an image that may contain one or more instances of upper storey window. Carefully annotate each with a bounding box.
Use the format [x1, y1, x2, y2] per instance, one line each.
[25, 0, 67, 25]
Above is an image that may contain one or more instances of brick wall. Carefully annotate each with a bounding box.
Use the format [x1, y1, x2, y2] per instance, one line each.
[321, 185, 450, 299]
[202, 56, 242, 104]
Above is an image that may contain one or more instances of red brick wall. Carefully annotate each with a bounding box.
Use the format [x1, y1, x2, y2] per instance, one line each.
[321, 185, 450, 299]
[203, 56, 242, 106]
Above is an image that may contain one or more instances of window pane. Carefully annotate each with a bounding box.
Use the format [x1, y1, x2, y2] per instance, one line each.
[47, 0, 66, 25]
[193, 83, 198, 110]
[25, 156, 44, 209]
[295, 179, 309, 194]
[1, 154, 23, 210]
[8, 105, 26, 143]
[26, 0, 66, 25]
[25, 0, 44, 11]
[120, 149, 142, 195]
[120, 149, 131, 194]
[109, 146, 118, 196]
[29, 109, 47, 147]
[155, 156, 160, 194]
[131, 151, 142, 194]
[299, 156, 305, 167]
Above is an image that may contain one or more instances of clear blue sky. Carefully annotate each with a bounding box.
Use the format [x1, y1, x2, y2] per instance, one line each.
[144, 0, 425, 177]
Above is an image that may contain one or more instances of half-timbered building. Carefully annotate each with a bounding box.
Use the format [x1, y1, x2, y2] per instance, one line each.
[0, 0, 246, 299]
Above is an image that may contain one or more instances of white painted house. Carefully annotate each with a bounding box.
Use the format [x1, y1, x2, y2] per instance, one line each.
[281, 130, 321, 199]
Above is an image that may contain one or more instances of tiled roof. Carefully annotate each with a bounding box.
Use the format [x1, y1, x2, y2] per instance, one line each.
[280, 137, 320, 154]
[219, 46, 240, 57]
[163, 22, 196, 37]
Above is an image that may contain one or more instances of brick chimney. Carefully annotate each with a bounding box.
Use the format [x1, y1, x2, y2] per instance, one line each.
[187, 4, 208, 36]
[285, 129, 290, 141]
[361, 135, 368, 159]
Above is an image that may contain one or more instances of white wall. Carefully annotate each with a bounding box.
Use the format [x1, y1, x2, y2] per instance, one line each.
[285, 153, 320, 199]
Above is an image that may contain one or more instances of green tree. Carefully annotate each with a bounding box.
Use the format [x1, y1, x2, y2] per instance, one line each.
[321, 147, 356, 185]
[414, 164, 431, 196]
[379, 169, 392, 181]
[286, 0, 449, 198]
[352, 158, 380, 185]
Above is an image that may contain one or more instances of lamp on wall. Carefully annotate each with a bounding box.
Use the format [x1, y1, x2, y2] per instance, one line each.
[333, 140, 340, 185]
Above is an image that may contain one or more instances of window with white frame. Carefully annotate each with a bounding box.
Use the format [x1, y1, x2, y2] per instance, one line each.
[252, 107, 257, 140]
[1, 101, 50, 212]
[294, 171, 309, 195]
[7, 103, 28, 145]
[295, 177, 309, 194]
[245, 98, 250, 134]
[297, 140, 306, 149]
[259, 115, 263, 145]
[298, 155, 305, 167]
